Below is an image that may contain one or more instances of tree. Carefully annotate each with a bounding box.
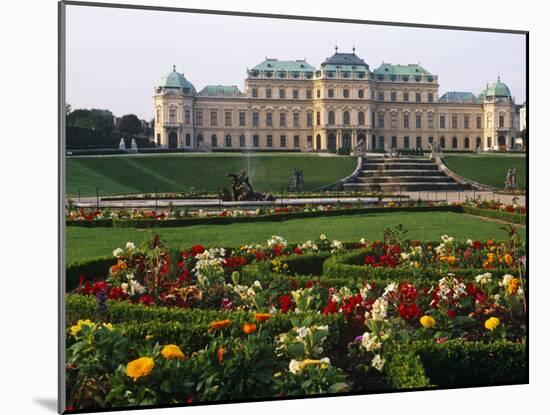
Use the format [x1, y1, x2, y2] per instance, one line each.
[116, 114, 142, 136]
[65, 103, 72, 115]
[66, 108, 114, 134]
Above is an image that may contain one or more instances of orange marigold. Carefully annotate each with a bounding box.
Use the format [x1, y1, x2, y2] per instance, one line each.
[503, 254, 514, 267]
[217, 347, 226, 364]
[126, 357, 155, 381]
[210, 319, 231, 330]
[254, 313, 271, 323]
[447, 255, 456, 265]
[508, 278, 521, 296]
[161, 344, 185, 360]
[242, 323, 257, 335]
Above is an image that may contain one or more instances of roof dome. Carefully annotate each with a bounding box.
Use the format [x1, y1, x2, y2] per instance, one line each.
[158, 66, 196, 93]
[485, 77, 511, 98]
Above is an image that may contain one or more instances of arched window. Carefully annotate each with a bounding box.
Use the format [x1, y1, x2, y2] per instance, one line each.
[452, 136, 458, 148]
[211, 134, 217, 147]
[358, 111, 365, 126]
[464, 137, 470, 149]
[476, 137, 481, 148]
[440, 136, 446, 148]
[225, 135, 232, 147]
[316, 111, 321, 126]
[328, 111, 335, 125]
[316, 134, 321, 150]
[239, 134, 245, 147]
[343, 111, 350, 125]
[196, 134, 203, 147]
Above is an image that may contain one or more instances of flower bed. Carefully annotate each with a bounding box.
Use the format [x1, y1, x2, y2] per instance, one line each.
[65, 233, 527, 410]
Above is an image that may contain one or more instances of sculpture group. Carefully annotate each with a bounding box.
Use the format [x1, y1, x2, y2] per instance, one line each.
[289, 168, 304, 192]
[220, 170, 275, 201]
[504, 168, 519, 191]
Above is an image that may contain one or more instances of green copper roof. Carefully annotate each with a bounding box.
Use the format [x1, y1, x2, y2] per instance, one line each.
[158, 66, 196, 93]
[251, 59, 314, 72]
[198, 85, 244, 97]
[373, 63, 432, 77]
[485, 78, 512, 98]
[439, 91, 478, 103]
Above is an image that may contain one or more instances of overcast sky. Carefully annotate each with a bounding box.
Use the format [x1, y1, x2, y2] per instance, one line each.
[66, 4, 526, 120]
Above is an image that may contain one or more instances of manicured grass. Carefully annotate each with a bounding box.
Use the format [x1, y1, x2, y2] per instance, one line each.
[66, 211, 525, 264]
[444, 154, 526, 189]
[66, 153, 356, 196]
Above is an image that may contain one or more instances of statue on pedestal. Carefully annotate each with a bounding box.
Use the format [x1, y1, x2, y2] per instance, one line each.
[289, 168, 304, 192]
[219, 170, 275, 201]
[131, 138, 138, 152]
[119, 138, 126, 150]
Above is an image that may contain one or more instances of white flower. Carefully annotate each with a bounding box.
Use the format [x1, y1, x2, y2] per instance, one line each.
[330, 240, 343, 251]
[296, 327, 308, 340]
[371, 354, 385, 371]
[289, 359, 302, 375]
[401, 252, 411, 260]
[320, 357, 331, 366]
[475, 272, 492, 285]
[383, 283, 398, 297]
[370, 298, 388, 321]
[500, 274, 515, 287]
[125, 242, 136, 252]
[360, 238, 366, 245]
[113, 248, 124, 258]
[361, 332, 382, 352]
[319, 234, 327, 241]
[253, 280, 262, 290]
[466, 239, 473, 246]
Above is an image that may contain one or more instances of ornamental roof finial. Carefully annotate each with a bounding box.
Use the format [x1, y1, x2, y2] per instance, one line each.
[335, 44, 338, 52]
[173, 64, 176, 72]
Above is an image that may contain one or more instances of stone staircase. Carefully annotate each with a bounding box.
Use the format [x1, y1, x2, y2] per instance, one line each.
[344, 157, 473, 192]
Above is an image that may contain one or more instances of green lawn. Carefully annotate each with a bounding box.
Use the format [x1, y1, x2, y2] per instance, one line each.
[66, 153, 356, 197]
[66, 211, 525, 264]
[444, 154, 526, 189]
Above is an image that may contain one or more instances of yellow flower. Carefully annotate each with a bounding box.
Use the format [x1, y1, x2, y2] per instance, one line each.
[484, 317, 500, 331]
[486, 253, 496, 264]
[301, 359, 322, 369]
[161, 344, 185, 360]
[126, 357, 155, 381]
[507, 278, 521, 296]
[503, 254, 514, 267]
[102, 323, 114, 331]
[413, 261, 421, 269]
[70, 319, 95, 338]
[210, 319, 232, 330]
[145, 335, 155, 341]
[419, 315, 436, 329]
[447, 255, 456, 265]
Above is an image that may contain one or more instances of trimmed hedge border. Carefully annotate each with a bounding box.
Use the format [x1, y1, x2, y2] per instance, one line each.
[67, 257, 117, 291]
[66, 205, 463, 228]
[463, 206, 526, 225]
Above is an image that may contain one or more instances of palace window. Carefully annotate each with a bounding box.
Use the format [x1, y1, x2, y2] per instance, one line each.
[464, 115, 470, 129]
[185, 133, 191, 146]
[464, 137, 470, 148]
[328, 89, 334, 98]
[316, 89, 320, 98]
[487, 137, 492, 147]
[343, 89, 350, 98]
[225, 135, 232, 147]
[307, 112, 313, 127]
[416, 136, 422, 148]
[239, 134, 245, 147]
[266, 112, 273, 127]
[316, 111, 321, 126]
[377, 113, 385, 128]
[267, 135, 273, 147]
[358, 111, 365, 126]
[253, 134, 259, 147]
[416, 114, 422, 129]
[428, 136, 434, 144]
[225, 110, 232, 127]
[476, 115, 482, 129]
[440, 114, 446, 129]
[371, 90, 375, 100]
[452, 136, 458, 148]
[195, 109, 203, 126]
[343, 111, 350, 125]
[499, 114, 505, 128]
[328, 111, 335, 125]
[293, 111, 300, 128]
[416, 92, 421, 103]
[440, 136, 446, 148]
[391, 91, 397, 102]
[358, 89, 364, 98]
[280, 112, 286, 127]
[185, 109, 190, 124]
[294, 135, 300, 147]
[293, 89, 299, 99]
[428, 92, 434, 102]
[252, 88, 258, 98]
[378, 91, 384, 101]
[252, 111, 259, 127]
[279, 88, 286, 99]
[391, 112, 397, 129]
[392, 136, 398, 148]
[169, 108, 176, 123]
[156, 108, 161, 123]
[280, 135, 287, 147]
[403, 113, 410, 129]
[452, 115, 458, 129]
[266, 88, 272, 98]
[210, 110, 218, 126]
[404, 136, 410, 148]
[239, 111, 246, 126]
[156, 133, 160, 146]
[307, 135, 313, 148]
[428, 113, 434, 129]
[211, 134, 217, 147]
[403, 91, 409, 102]
[306, 89, 312, 99]
[378, 136, 385, 148]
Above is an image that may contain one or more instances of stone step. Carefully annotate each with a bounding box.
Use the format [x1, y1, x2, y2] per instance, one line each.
[362, 163, 440, 171]
[344, 182, 471, 192]
[359, 169, 448, 177]
[357, 175, 455, 184]
[366, 158, 434, 164]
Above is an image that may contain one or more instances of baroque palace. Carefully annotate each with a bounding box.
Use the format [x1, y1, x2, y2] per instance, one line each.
[153, 48, 517, 152]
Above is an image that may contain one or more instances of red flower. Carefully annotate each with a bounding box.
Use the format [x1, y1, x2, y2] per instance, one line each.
[191, 245, 206, 256]
[138, 295, 154, 306]
[278, 294, 293, 313]
[322, 299, 339, 315]
[293, 247, 303, 255]
[447, 309, 457, 318]
[108, 287, 125, 300]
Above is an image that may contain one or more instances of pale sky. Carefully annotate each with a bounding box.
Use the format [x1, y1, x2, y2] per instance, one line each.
[65, 4, 526, 120]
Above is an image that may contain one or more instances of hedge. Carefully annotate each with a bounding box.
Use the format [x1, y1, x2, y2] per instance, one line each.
[66, 257, 116, 291]
[66, 205, 464, 228]
[463, 206, 526, 225]
[65, 294, 347, 355]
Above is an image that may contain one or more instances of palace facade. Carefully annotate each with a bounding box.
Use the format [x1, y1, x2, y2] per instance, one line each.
[153, 48, 517, 152]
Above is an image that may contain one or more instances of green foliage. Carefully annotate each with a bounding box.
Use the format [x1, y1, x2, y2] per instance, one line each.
[67, 108, 114, 134]
[116, 114, 142, 136]
[384, 347, 432, 389]
[463, 206, 526, 225]
[66, 257, 116, 291]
